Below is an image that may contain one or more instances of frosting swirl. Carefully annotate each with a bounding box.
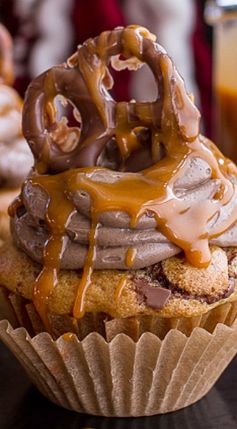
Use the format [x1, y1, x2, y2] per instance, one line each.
[12, 155, 237, 269]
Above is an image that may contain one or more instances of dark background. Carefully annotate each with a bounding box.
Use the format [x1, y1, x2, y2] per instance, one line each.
[0, 341, 237, 429]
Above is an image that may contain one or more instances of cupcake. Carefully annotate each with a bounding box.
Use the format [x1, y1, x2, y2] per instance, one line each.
[0, 24, 33, 237]
[1, 25, 237, 416]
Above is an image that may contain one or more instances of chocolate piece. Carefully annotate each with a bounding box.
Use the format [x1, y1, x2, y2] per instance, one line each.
[134, 277, 171, 310]
[169, 278, 235, 305]
[134, 264, 235, 308]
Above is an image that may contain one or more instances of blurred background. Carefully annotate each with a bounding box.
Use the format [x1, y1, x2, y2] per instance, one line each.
[0, 0, 212, 135]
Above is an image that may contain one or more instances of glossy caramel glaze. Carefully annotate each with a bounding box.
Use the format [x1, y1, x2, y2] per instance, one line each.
[9, 26, 237, 324]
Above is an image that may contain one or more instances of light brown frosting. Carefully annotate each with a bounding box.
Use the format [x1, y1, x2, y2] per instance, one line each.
[11, 155, 237, 269]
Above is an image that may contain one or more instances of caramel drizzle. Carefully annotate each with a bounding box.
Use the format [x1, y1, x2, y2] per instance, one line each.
[28, 133, 236, 323]
[126, 247, 137, 268]
[13, 26, 237, 324]
[27, 90, 237, 322]
[73, 216, 98, 319]
[114, 275, 128, 304]
[30, 175, 74, 326]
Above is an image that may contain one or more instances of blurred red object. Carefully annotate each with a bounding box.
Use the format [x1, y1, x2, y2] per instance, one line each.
[192, 0, 212, 137]
[0, 0, 212, 133]
[71, 0, 130, 102]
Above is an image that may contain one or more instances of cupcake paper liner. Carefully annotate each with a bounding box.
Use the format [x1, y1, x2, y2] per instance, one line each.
[1, 286, 237, 341]
[1, 319, 237, 416]
[1, 288, 237, 416]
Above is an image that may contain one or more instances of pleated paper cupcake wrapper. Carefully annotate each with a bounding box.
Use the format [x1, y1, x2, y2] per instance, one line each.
[1, 287, 237, 416]
[1, 286, 237, 341]
[1, 319, 237, 417]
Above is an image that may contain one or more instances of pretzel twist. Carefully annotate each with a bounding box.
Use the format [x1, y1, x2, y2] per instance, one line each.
[23, 26, 200, 173]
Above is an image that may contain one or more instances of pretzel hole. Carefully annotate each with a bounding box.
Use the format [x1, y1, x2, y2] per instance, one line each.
[48, 96, 82, 153]
[97, 138, 123, 170]
[54, 95, 82, 127]
[111, 54, 143, 72]
[110, 55, 158, 102]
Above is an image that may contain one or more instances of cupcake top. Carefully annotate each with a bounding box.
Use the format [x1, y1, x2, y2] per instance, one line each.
[9, 25, 237, 323]
[0, 24, 33, 188]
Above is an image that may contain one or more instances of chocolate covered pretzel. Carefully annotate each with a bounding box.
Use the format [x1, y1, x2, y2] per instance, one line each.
[23, 26, 200, 173]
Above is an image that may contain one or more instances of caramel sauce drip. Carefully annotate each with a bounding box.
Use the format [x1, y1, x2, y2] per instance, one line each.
[13, 26, 237, 323]
[29, 134, 236, 321]
[126, 247, 137, 268]
[73, 217, 98, 319]
[30, 175, 74, 326]
[114, 275, 128, 304]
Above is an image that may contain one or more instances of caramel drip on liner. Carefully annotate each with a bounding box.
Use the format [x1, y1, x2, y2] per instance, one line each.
[62, 332, 74, 342]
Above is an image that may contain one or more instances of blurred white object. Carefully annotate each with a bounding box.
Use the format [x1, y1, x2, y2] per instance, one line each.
[218, 0, 237, 7]
[0, 85, 33, 186]
[14, 0, 73, 77]
[123, 0, 199, 103]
